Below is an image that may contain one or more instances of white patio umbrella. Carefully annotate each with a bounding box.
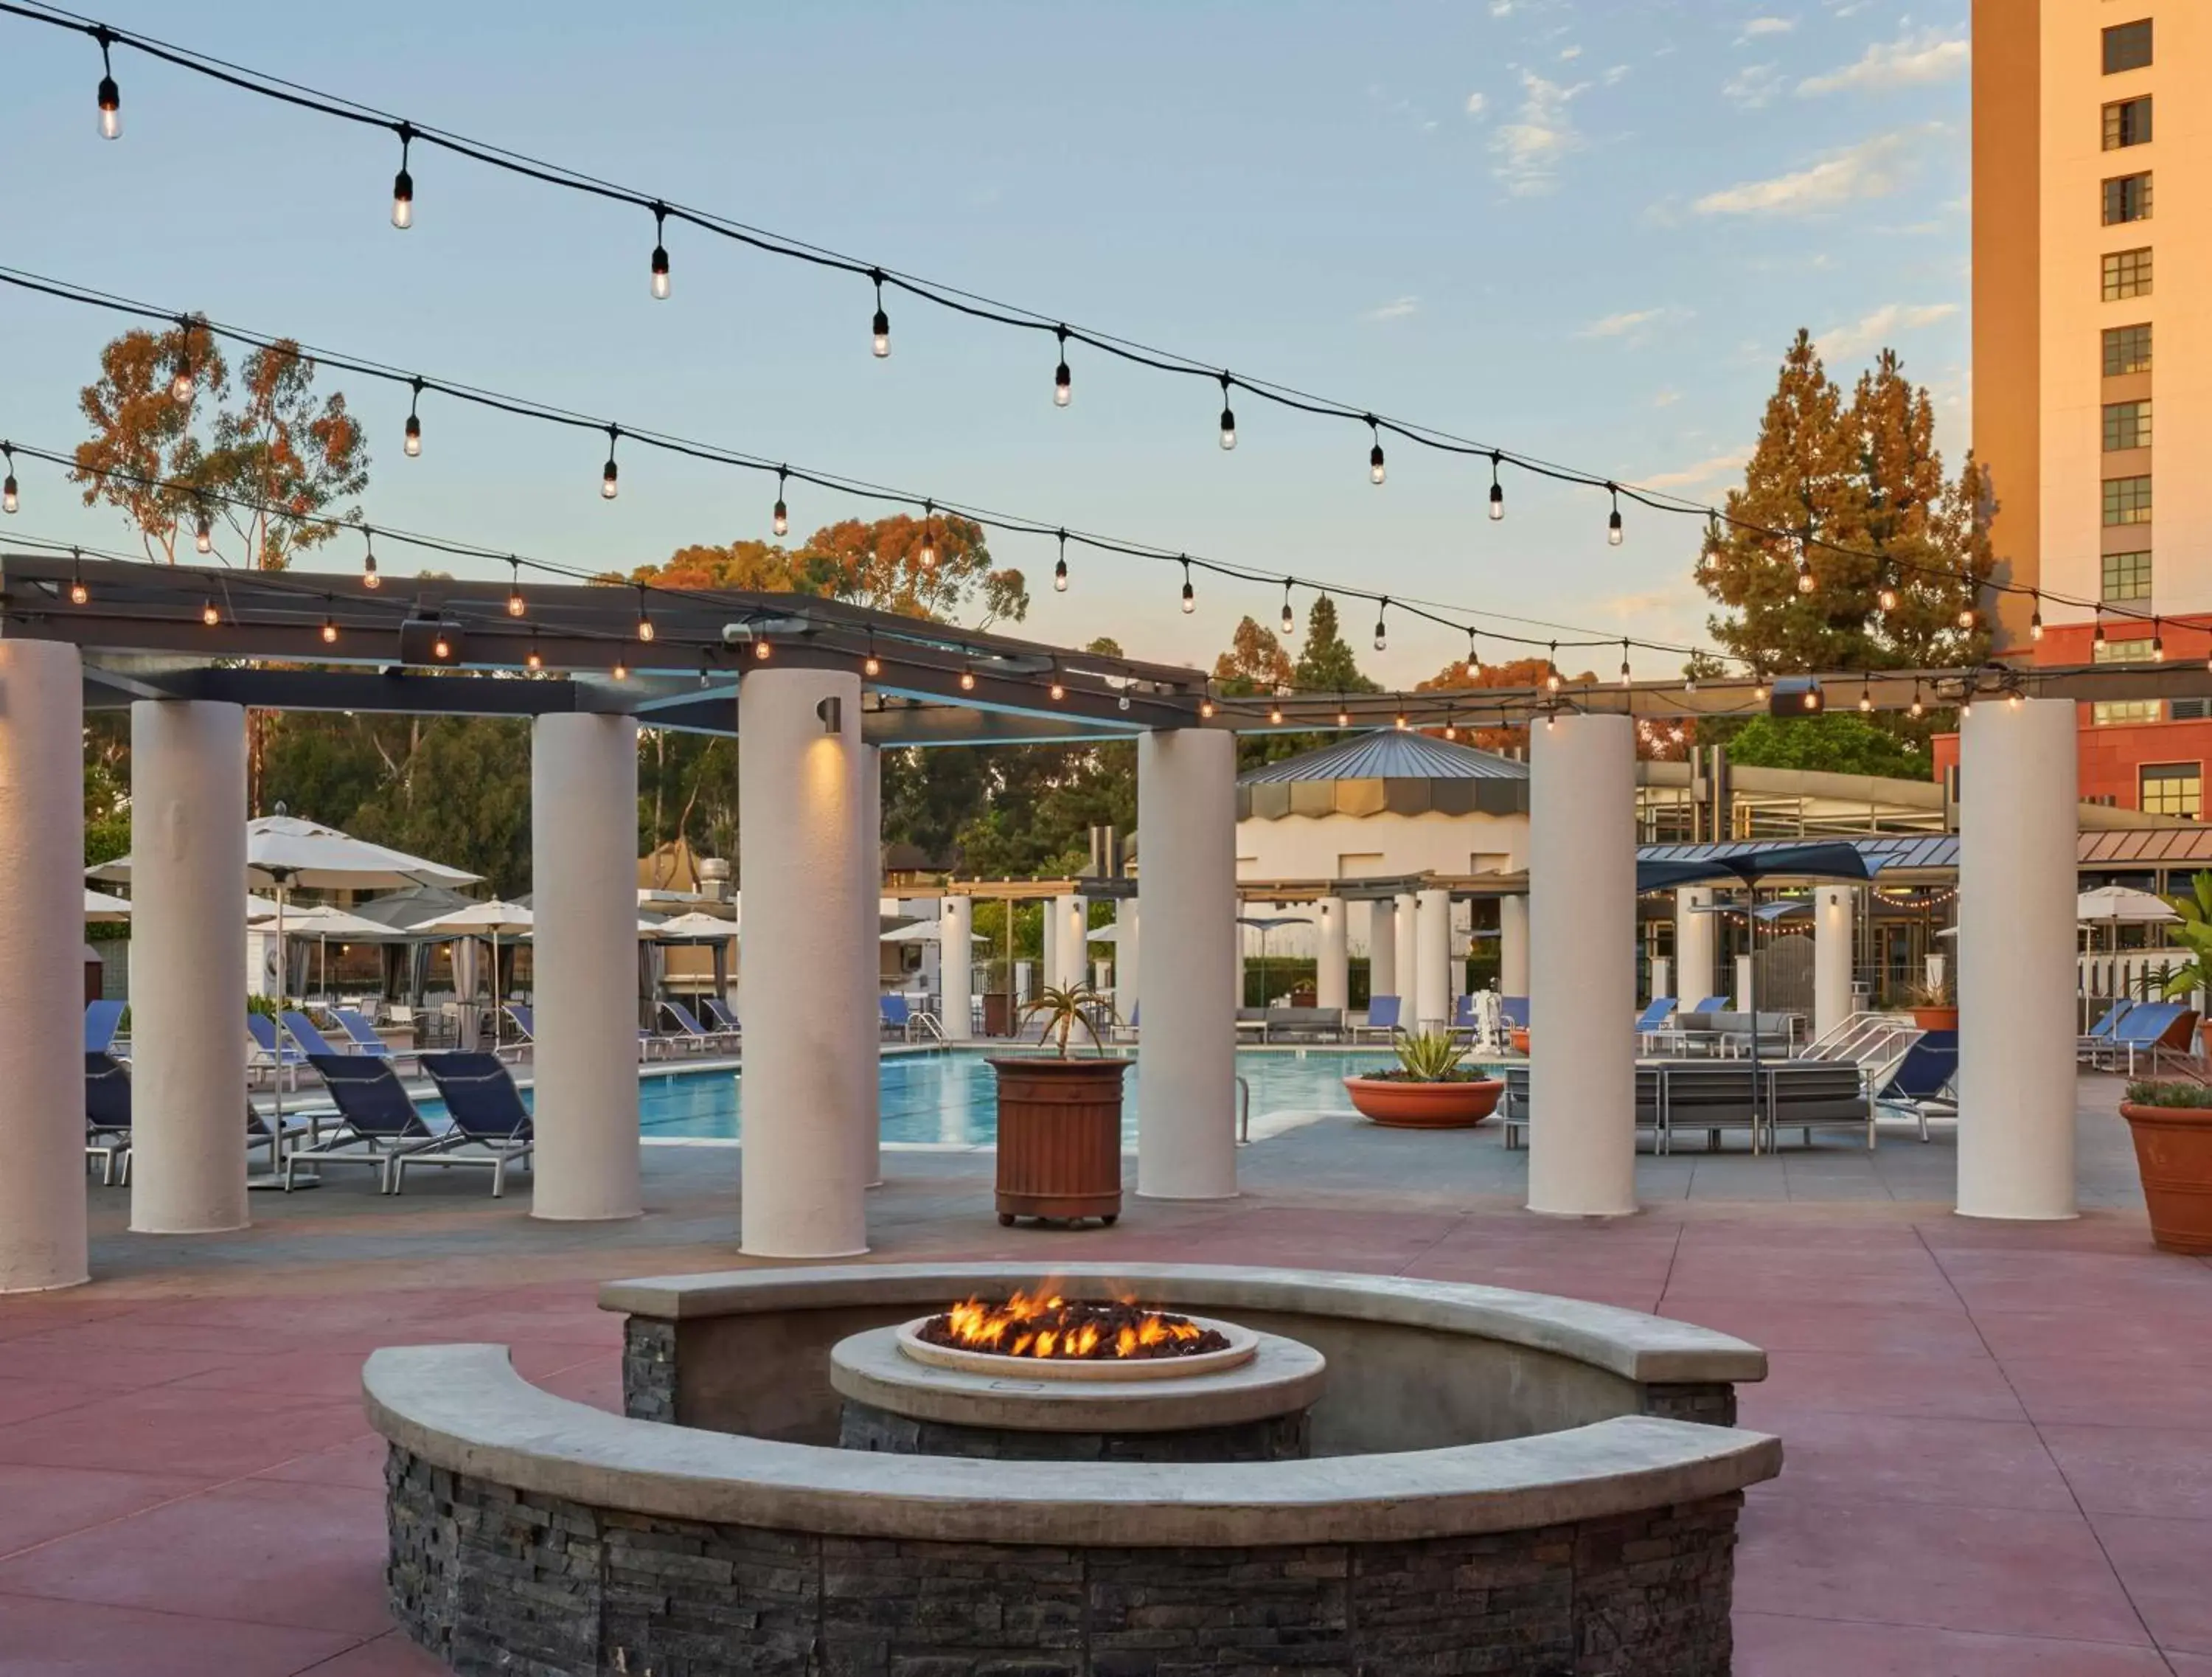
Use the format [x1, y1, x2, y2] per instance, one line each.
[84, 888, 133, 923]
[650, 912, 741, 942]
[91, 812, 480, 1185]
[2078, 885, 2178, 925]
[879, 919, 987, 944]
[411, 900, 535, 1048]
[249, 901, 395, 1001]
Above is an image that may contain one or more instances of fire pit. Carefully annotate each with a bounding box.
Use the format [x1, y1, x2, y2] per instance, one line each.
[832, 1293, 1322, 1461]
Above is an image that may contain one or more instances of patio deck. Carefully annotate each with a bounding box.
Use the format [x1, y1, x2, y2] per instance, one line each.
[0, 1071, 2205, 1675]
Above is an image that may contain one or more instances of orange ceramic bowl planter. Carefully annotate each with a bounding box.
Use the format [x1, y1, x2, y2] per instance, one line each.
[1343, 1076, 1505, 1129]
[989, 1057, 1127, 1227]
[2119, 1101, 2212, 1254]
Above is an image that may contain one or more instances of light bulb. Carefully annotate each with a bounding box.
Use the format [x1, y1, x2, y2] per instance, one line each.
[863, 650, 881, 677]
[753, 637, 771, 661]
[1443, 723, 1457, 740]
[404, 414, 421, 457]
[1270, 704, 1284, 724]
[201, 599, 219, 627]
[959, 666, 976, 691]
[321, 617, 338, 645]
[1119, 692, 1132, 712]
[919, 537, 936, 569]
[526, 645, 543, 672]
[650, 243, 670, 301]
[1607, 507, 1624, 546]
[1202, 698, 1217, 719]
[1859, 685, 1873, 713]
[1373, 614, 1388, 652]
[2152, 631, 2166, 661]
[433, 635, 451, 661]
[1050, 681, 1065, 701]
[773, 494, 789, 538]
[2030, 604, 2044, 640]
[1545, 668, 1562, 693]
[391, 167, 413, 229]
[1754, 681, 1768, 702]
[1337, 708, 1350, 727]
[1054, 360, 1071, 408]
[1369, 439, 1386, 485]
[1958, 607, 1976, 631]
[98, 73, 121, 140]
[1796, 567, 1815, 596]
[1878, 586, 1899, 612]
[1217, 375, 1236, 450]
[1394, 714, 1407, 730]
[1181, 578, 1196, 614]
[195, 513, 212, 555]
[871, 274, 891, 356]
[1281, 596, 1295, 635]
[361, 542, 380, 589]
[613, 659, 627, 681]
[1054, 555, 1068, 592]
[69, 575, 88, 607]
[1, 473, 15, 515]
[602, 459, 619, 500]
[507, 583, 526, 619]
[1909, 690, 1924, 719]
[1488, 478, 1504, 521]
[170, 358, 194, 405]
[637, 615, 655, 643]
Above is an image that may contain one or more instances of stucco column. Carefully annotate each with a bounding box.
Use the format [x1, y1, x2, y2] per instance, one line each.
[1136, 728, 1237, 1200]
[130, 701, 249, 1235]
[1735, 954, 1755, 1013]
[0, 641, 88, 1288]
[859, 745, 882, 1188]
[1054, 894, 1088, 990]
[1527, 713, 1638, 1218]
[1958, 698, 2079, 1221]
[940, 895, 974, 1041]
[1040, 897, 1059, 1004]
[532, 713, 642, 1221]
[1415, 887, 1452, 1032]
[1499, 893, 1530, 997]
[739, 667, 870, 1255]
[1674, 888, 1714, 1004]
[1114, 898, 1140, 1027]
[1393, 892, 1419, 1008]
[1650, 957, 1672, 1007]
[1813, 886, 1854, 1043]
[1315, 896, 1349, 1013]
[1366, 898, 1398, 1012]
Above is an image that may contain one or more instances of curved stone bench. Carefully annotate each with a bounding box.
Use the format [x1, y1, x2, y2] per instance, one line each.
[369, 1264, 1781, 1676]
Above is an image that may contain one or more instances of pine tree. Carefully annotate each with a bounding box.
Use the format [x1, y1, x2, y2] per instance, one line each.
[1293, 596, 1380, 695]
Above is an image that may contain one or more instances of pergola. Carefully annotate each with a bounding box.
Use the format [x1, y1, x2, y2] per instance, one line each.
[0, 549, 2157, 1288]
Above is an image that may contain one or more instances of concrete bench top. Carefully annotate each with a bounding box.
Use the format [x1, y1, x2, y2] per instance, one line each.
[597, 1262, 1769, 1387]
[364, 1344, 1784, 1547]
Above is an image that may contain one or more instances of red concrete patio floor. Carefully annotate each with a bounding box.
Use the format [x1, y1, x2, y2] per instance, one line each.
[3, 1112, 2209, 1673]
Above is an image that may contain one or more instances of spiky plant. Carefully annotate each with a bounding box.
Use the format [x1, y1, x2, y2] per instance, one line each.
[1393, 1029, 1470, 1083]
[2157, 870, 2212, 1000]
[1019, 982, 1120, 1058]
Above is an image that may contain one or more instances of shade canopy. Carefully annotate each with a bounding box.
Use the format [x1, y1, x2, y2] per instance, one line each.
[2077, 884, 2178, 926]
[411, 899, 537, 939]
[1636, 842, 1885, 894]
[91, 813, 480, 892]
[251, 901, 397, 940]
[650, 912, 742, 942]
[83, 888, 132, 923]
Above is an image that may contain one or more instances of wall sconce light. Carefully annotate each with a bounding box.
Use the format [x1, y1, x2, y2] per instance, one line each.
[816, 695, 844, 736]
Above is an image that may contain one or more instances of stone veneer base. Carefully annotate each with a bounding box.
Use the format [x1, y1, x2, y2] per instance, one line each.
[835, 1395, 1311, 1462]
[386, 1443, 1742, 1677]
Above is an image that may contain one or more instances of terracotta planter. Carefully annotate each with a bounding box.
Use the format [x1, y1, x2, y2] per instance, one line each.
[2119, 1101, 2212, 1254]
[1343, 1076, 1504, 1129]
[988, 1056, 1127, 1226]
[1508, 1027, 1531, 1055]
[1910, 1006, 1959, 1031]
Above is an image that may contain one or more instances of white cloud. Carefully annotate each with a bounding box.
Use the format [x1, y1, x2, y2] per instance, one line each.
[1639, 448, 1753, 490]
[1560, 44, 1583, 60]
[1798, 29, 1968, 95]
[1491, 70, 1590, 196]
[1723, 63, 1786, 108]
[1653, 388, 1683, 408]
[1693, 126, 1925, 215]
[1464, 91, 1488, 117]
[1364, 295, 1422, 322]
[1814, 300, 1960, 361]
[1740, 16, 1795, 37]
[1603, 63, 1631, 86]
[1576, 308, 1666, 338]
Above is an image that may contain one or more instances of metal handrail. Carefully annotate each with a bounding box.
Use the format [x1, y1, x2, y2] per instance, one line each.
[1236, 1075, 1251, 1145]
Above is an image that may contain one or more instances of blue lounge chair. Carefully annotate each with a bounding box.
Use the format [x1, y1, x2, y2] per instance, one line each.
[84, 999, 125, 1056]
[85, 1050, 133, 1184]
[247, 1012, 306, 1086]
[288, 1055, 442, 1192]
[1693, 995, 1731, 1015]
[333, 1007, 397, 1059]
[1635, 998, 1677, 1049]
[2099, 1001, 2194, 1075]
[1874, 1031, 1958, 1142]
[702, 997, 741, 1038]
[662, 999, 735, 1050]
[2078, 999, 2134, 1058]
[281, 1009, 343, 1060]
[503, 1002, 535, 1044]
[1349, 995, 1402, 1042]
[399, 1052, 535, 1196]
[1498, 996, 1531, 1030]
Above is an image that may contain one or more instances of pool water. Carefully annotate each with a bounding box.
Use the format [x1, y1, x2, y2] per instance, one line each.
[602, 1047, 1429, 1147]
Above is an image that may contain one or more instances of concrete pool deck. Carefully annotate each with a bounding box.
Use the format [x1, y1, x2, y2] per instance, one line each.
[1, 1069, 2206, 1674]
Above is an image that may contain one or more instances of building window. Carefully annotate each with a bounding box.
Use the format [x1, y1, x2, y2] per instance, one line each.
[2105, 21, 2154, 74]
[2104, 173, 2153, 225]
[2104, 400, 2153, 451]
[2103, 549, 2153, 602]
[2096, 633, 2157, 664]
[2104, 322, 2153, 375]
[2104, 475, 2153, 526]
[2175, 699, 2212, 722]
[2104, 247, 2153, 299]
[2096, 700, 2163, 726]
[2141, 762, 2200, 821]
[2104, 96, 2153, 149]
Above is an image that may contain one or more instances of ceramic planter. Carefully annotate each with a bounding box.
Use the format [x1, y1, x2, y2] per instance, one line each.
[1508, 1027, 1531, 1055]
[988, 1056, 1127, 1226]
[1343, 1075, 1504, 1129]
[1909, 1006, 1959, 1031]
[2119, 1100, 2212, 1254]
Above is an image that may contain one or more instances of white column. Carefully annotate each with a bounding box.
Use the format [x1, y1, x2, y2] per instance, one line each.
[1366, 898, 1397, 1010]
[739, 667, 870, 1255]
[1650, 957, 1672, 1007]
[1735, 954, 1755, 1013]
[1527, 714, 1638, 1218]
[1315, 897, 1349, 1013]
[940, 895, 974, 1041]
[1114, 897, 1140, 1026]
[1958, 698, 2079, 1221]
[1136, 728, 1237, 1200]
[1449, 903, 1468, 1006]
[1415, 887, 1452, 1032]
[1499, 894, 1530, 996]
[858, 746, 882, 1188]
[1813, 886, 1854, 1042]
[1393, 892, 1419, 1007]
[1054, 894, 1087, 990]
[0, 642, 88, 1289]
[130, 701, 249, 1234]
[1675, 887, 1715, 1004]
[1040, 898, 1059, 1001]
[532, 714, 642, 1221]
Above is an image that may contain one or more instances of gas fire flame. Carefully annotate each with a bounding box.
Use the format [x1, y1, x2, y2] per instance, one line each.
[936, 1291, 1212, 1361]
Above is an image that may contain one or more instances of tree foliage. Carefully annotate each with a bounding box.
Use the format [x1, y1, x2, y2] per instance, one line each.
[1722, 714, 1929, 780]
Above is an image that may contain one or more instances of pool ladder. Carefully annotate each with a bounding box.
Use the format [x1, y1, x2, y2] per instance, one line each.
[1236, 1074, 1251, 1145]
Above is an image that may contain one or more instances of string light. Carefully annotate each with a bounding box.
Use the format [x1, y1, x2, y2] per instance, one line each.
[1619, 639, 1632, 687]
[1373, 599, 1388, 653]
[918, 501, 936, 569]
[200, 596, 219, 627]
[432, 630, 452, 661]
[751, 636, 771, 661]
[404, 378, 423, 456]
[1443, 718, 1458, 740]
[1958, 605, 1977, 631]
[390, 123, 414, 229]
[1270, 702, 1284, 724]
[2152, 617, 2165, 661]
[2094, 608, 2107, 646]
[1795, 549, 1815, 595]
[193, 510, 212, 555]
[1394, 712, 1407, 730]
[613, 656, 627, 680]
[601, 426, 620, 499]
[1858, 676, 1873, 713]
[1909, 681, 1924, 719]
[1049, 677, 1065, 701]
[321, 610, 338, 645]
[1336, 702, 1351, 727]
[1201, 695, 1217, 719]
[507, 558, 526, 618]
[1180, 557, 1195, 614]
[1053, 325, 1071, 408]
[68, 548, 87, 605]
[1606, 484, 1624, 546]
[1877, 583, 1899, 613]
[772, 466, 790, 536]
[870, 268, 890, 358]
[2030, 594, 2043, 640]
[1368, 417, 1385, 485]
[360, 527, 380, 589]
[1544, 642, 1562, 693]
[959, 664, 977, 691]
[1217, 373, 1237, 451]
[648, 201, 671, 300]
[94, 27, 121, 139]
[1053, 528, 1068, 593]
[1281, 581, 1295, 636]
[635, 586, 655, 642]
[1753, 676, 1768, 702]
[1, 442, 15, 514]
[1467, 628, 1481, 673]
[526, 635, 543, 671]
[168, 319, 195, 404]
[1488, 452, 1504, 521]
[863, 634, 880, 678]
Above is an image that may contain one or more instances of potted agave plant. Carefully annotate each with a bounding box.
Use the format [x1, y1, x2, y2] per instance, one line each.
[988, 982, 1127, 1227]
[2118, 1081, 2212, 1254]
[1343, 1030, 1505, 1129]
[1905, 974, 1958, 1032]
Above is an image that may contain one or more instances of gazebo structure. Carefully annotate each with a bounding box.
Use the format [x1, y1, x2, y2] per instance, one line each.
[0, 548, 2164, 1290]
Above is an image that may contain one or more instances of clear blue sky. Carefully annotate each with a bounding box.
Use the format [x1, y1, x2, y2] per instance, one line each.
[0, 1, 1969, 684]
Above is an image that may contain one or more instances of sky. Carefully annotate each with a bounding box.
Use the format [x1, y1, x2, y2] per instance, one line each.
[0, 0, 1971, 686]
